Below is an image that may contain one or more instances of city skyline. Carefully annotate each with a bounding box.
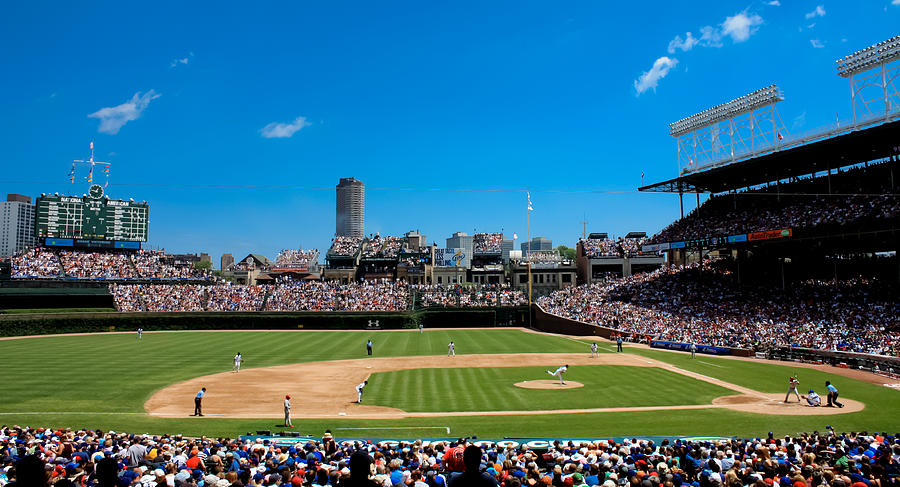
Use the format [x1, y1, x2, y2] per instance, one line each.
[2, 2, 898, 262]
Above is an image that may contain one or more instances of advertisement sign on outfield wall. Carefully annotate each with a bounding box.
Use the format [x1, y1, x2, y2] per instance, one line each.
[748, 228, 792, 241]
[241, 435, 732, 449]
[651, 340, 732, 355]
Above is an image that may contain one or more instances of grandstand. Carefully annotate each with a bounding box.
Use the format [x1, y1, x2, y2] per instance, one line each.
[576, 232, 665, 283]
[471, 232, 505, 284]
[639, 81, 899, 287]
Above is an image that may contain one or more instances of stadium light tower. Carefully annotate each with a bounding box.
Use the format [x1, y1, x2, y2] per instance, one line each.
[835, 35, 900, 123]
[669, 85, 787, 176]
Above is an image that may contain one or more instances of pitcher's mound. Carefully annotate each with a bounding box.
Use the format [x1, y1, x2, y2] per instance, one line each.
[515, 380, 584, 390]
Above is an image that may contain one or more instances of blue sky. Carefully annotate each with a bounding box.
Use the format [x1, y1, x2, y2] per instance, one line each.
[1, 1, 898, 265]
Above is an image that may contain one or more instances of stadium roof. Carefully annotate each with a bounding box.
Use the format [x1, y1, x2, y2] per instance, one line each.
[639, 118, 900, 194]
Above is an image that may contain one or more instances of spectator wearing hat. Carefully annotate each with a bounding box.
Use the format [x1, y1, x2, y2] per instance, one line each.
[284, 395, 293, 427]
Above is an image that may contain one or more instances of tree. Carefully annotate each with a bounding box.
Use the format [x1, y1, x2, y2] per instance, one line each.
[193, 260, 213, 271]
[556, 245, 576, 261]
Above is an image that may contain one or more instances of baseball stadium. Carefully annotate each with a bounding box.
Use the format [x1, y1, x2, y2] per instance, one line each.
[1, 19, 899, 487]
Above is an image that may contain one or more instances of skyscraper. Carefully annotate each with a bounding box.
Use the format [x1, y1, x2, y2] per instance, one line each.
[0, 194, 35, 258]
[336, 178, 365, 237]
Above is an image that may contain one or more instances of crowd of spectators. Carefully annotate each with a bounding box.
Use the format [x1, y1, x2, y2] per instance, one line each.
[10, 248, 61, 278]
[330, 237, 363, 257]
[207, 284, 270, 312]
[59, 250, 136, 279]
[361, 237, 404, 259]
[580, 238, 654, 259]
[474, 233, 503, 254]
[538, 260, 899, 355]
[526, 251, 563, 265]
[265, 280, 408, 311]
[580, 240, 619, 258]
[10, 249, 207, 280]
[412, 284, 527, 308]
[110, 284, 208, 312]
[275, 250, 319, 269]
[108, 280, 533, 313]
[130, 251, 209, 280]
[652, 162, 900, 244]
[2, 425, 899, 487]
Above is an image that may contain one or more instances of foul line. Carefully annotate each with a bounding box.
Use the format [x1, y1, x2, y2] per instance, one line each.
[697, 361, 726, 368]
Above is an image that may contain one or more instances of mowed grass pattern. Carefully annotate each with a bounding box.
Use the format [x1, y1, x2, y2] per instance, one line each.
[0, 330, 897, 437]
[365, 366, 733, 412]
[0, 329, 588, 414]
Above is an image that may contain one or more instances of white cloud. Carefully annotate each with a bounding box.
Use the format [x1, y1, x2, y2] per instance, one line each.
[260, 116, 312, 138]
[767, 0, 781, 5]
[805, 5, 826, 18]
[810, 39, 825, 48]
[634, 57, 678, 95]
[721, 11, 764, 42]
[668, 32, 699, 53]
[699, 25, 723, 47]
[88, 90, 161, 134]
[170, 52, 194, 68]
[893, 0, 900, 5]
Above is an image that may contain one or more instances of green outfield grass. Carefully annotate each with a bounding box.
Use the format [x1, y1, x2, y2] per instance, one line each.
[366, 365, 732, 412]
[0, 329, 897, 438]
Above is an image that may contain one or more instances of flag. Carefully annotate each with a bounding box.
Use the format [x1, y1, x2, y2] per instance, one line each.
[87, 168, 93, 183]
[90, 141, 94, 150]
[777, 132, 783, 140]
[513, 233, 518, 240]
[527, 192, 533, 211]
[102, 167, 109, 173]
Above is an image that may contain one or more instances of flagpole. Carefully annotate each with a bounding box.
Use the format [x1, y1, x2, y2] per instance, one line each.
[526, 188, 532, 329]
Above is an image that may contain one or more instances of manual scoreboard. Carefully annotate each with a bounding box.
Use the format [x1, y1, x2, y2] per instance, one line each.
[35, 184, 149, 242]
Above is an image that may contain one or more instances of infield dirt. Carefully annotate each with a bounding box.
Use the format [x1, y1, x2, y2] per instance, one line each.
[145, 352, 864, 419]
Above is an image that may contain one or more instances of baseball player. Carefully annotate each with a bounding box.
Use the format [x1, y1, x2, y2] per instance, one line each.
[366, 339, 373, 356]
[784, 376, 801, 402]
[546, 365, 569, 385]
[590, 342, 599, 358]
[233, 352, 243, 373]
[448, 341, 455, 357]
[283, 395, 293, 427]
[616, 334, 623, 352]
[137, 328, 143, 340]
[804, 389, 821, 407]
[356, 380, 368, 403]
[690, 342, 697, 359]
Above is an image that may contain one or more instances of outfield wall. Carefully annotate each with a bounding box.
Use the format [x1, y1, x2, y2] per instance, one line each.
[0, 307, 529, 337]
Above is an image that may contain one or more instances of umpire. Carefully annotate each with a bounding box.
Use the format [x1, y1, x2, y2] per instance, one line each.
[193, 387, 206, 416]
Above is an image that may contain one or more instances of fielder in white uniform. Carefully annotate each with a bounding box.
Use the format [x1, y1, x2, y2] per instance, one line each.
[233, 353, 242, 373]
[284, 395, 292, 427]
[590, 342, 598, 358]
[546, 365, 569, 385]
[137, 328, 143, 340]
[356, 380, 368, 403]
[448, 341, 455, 357]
